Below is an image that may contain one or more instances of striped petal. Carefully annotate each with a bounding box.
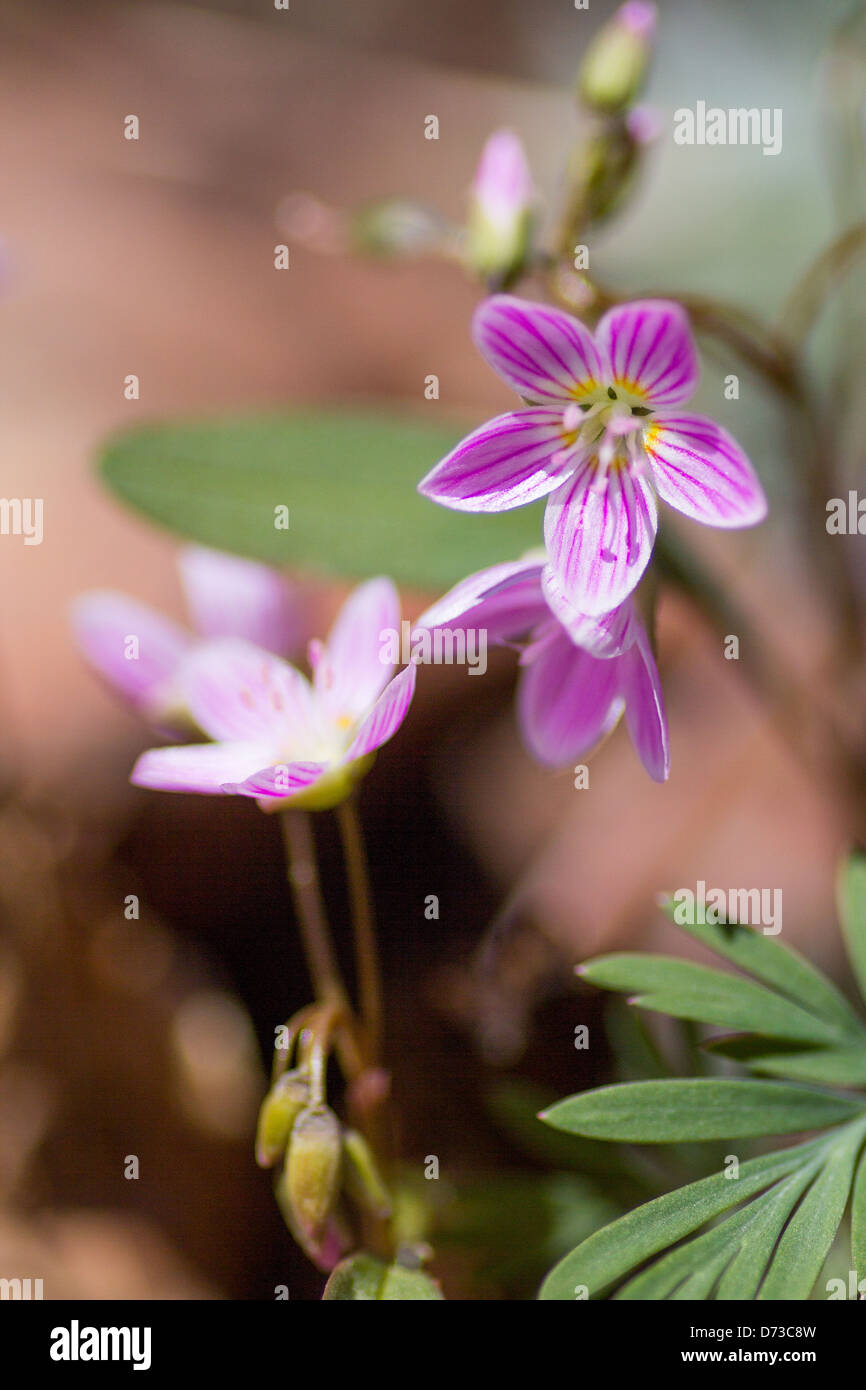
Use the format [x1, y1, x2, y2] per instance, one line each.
[418, 409, 575, 512]
[596, 300, 698, 406]
[544, 461, 658, 616]
[642, 413, 768, 527]
[619, 629, 670, 782]
[316, 578, 400, 720]
[346, 661, 416, 760]
[130, 741, 277, 795]
[473, 295, 603, 403]
[541, 567, 639, 658]
[230, 760, 329, 800]
[517, 631, 623, 767]
[178, 546, 304, 656]
[416, 560, 547, 643]
[182, 639, 323, 750]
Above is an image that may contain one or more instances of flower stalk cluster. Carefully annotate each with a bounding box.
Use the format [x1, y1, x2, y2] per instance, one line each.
[257, 1001, 393, 1271]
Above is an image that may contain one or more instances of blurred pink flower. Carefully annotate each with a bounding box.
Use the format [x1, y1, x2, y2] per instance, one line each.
[71, 546, 306, 731]
[130, 579, 416, 811]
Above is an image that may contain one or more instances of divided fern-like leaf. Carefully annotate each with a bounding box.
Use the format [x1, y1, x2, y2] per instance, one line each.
[538, 854, 866, 1300]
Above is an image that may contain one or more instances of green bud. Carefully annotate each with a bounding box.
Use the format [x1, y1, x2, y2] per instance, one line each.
[578, 3, 657, 115]
[285, 1105, 342, 1237]
[342, 1129, 392, 1219]
[255, 1072, 309, 1168]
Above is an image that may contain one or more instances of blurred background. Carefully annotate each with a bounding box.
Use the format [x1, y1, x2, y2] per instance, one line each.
[0, 0, 863, 1299]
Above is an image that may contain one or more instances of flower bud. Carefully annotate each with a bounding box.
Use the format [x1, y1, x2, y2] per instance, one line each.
[342, 1128, 392, 1219]
[284, 1104, 342, 1238]
[255, 1071, 309, 1168]
[465, 129, 534, 287]
[577, 3, 657, 115]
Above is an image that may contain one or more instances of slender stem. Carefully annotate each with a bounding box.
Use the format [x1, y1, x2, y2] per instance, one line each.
[281, 811, 343, 1003]
[337, 796, 384, 1064]
[779, 220, 866, 344]
[279, 810, 364, 1079]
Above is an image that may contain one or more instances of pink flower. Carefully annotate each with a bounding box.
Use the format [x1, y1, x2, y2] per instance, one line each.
[419, 296, 767, 615]
[417, 556, 669, 781]
[130, 579, 417, 811]
[71, 547, 306, 730]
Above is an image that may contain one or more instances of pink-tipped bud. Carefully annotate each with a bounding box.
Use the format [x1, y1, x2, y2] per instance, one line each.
[578, 3, 657, 114]
[466, 129, 534, 285]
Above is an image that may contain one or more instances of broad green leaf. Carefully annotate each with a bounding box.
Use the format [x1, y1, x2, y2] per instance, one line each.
[837, 851, 866, 1006]
[581, 954, 843, 1045]
[538, 1134, 830, 1300]
[658, 898, 865, 1037]
[851, 1142, 866, 1284]
[322, 1253, 384, 1300]
[323, 1252, 444, 1300]
[704, 1034, 866, 1088]
[541, 1079, 864, 1143]
[758, 1119, 866, 1300]
[99, 412, 544, 592]
[377, 1264, 445, 1300]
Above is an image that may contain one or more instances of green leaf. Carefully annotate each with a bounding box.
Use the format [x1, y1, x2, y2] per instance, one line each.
[851, 1142, 866, 1284]
[581, 954, 844, 1045]
[714, 1164, 823, 1301]
[658, 898, 865, 1037]
[99, 411, 544, 592]
[837, 851, 866, 1007]
[704, 1035, 866, 1088]
[322, 1253, 384, 1300]
[537, 1133, 830, 1300]
[758, 1120, 866, 1300]
[323, 1253, 444, 1300]
[541, 1079, 864, 1143]
[616, 1160, 821, 1301]
[377, 1264, 445, 1300]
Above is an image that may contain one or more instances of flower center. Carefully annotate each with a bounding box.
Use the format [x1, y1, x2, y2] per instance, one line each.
[559, 389, 654, 491]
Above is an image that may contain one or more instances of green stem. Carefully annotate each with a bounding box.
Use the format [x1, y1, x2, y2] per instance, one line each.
[337, 796, 384, 1065]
